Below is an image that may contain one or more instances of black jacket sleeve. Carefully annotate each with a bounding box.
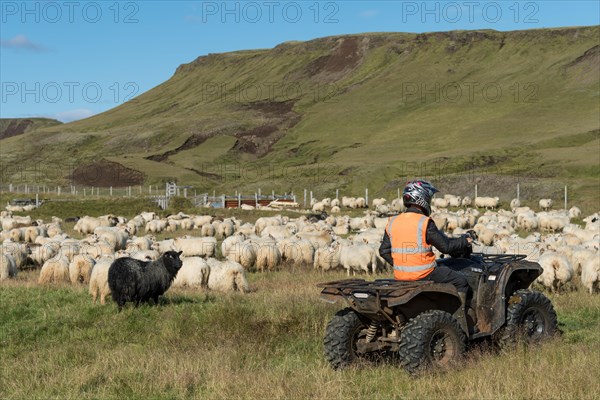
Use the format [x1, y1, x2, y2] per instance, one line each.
[426, 219, 469, 254]
[379, 230, 394, 266]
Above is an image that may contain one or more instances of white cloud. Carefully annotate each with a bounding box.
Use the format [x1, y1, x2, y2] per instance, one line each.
[55, 109, 95, 123]
[360, 10, 378, 18]
[0, 34, 47, 52]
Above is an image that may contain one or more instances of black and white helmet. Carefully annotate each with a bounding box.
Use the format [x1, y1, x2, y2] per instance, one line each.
[403, 180, 439, 216]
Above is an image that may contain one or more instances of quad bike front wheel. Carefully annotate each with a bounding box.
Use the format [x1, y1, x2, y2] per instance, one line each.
[323, 308, 367, 369]
[397, 310, 466, 373]
[497, 289, 558, 349]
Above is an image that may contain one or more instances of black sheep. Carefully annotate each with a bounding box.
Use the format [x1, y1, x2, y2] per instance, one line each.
[108, 250, 183, 310]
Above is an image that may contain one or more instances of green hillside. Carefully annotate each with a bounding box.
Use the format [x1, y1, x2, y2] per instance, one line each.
[0, 118, 62, 140]
[1, 27, 598, 208]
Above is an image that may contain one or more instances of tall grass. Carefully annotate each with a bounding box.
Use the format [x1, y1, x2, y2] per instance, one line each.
[2, 268, 599, 400]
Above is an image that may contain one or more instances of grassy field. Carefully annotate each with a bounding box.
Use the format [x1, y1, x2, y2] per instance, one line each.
[1, 267, 599, 400]
[1, 199, 599, 399]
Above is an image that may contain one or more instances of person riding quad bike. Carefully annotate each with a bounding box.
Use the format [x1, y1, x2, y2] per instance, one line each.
[379, 180, 475, 327]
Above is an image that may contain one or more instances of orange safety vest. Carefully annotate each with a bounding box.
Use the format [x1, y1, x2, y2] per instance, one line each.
[385, 212, 436, 281]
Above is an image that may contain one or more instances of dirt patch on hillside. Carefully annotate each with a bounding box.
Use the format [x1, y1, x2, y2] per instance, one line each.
[229, 100, 302, 157]
[242, 100, 295, 116]
[71, 160, 145, 187]
[232, 115, 301, 157]
[300, 36, 365, 82]
[564, 45, 599, 83]
[0, 119, 35, 140]
[146, 134, 209, 162]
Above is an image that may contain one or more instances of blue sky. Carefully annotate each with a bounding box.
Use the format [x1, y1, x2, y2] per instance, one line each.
[1, 1, 598, 122]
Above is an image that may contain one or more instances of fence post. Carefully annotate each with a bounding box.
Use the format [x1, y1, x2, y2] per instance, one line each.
[564, 185, 567, 210]
[238, 193, 241, 208]
[222, 195, 226, 209]
[258, 188, 261, 197]
[58, 187, 61, 195]
[36, 193, 39, 208]
[184, 188, 187, 198]
[517, 183, 520, 201]
[336, 189, 339, 200]
[272, 190, 275, 200]
[303, 189, 307, 208]
[475, 184, 478, 199]
[310, 191, 313, 206]
[365, 188, 369, 206]
[9, 184, 12, 192]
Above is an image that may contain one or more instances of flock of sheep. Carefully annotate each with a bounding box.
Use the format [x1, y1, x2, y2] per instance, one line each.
[1, 193, 599, 308]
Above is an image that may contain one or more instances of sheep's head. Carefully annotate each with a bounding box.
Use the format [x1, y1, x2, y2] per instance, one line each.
[163, 250, 184, 275]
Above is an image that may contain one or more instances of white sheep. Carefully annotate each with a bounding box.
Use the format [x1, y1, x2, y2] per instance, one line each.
[206, 258, 250, 293]
[312, 202, 325, 213]
[262, 224, 296, 240]
[510, 198, 521, 209]
[568, 206, 582, 219]
[200, 223, 216, 237]
[224, 240, 256, 270]
[254, 216, 283, 235]
[537, 251, 573, 292]
[372, 198, 386, 208]
[216, 220, 235, 239]
[145, 219, 167, 234]
[337, 242, 377, 275]
[295, 230, 333, 249]
[538, 199, 552, 211]
[74, 215, 118, 235]
[432, 198, 449, 208]
[581, 256, 600, 294]
[69, 254, 95, 284]
[569, 247, 595, 275]
[39, 256, 71, 284]
[0, 254, 17, 281]
[255, 242, 282, 272]
[474, 197, 499, 210]
[278, 238, 314, 265]
[1, 242, 29, 269]
[89, 256, 115, 304]
[313, 245, 341, 272]
[461, 196, 472, 207]
[173, 236, 217, 258]
[29, 241, 60, 266]
[172, 257, 210, 288]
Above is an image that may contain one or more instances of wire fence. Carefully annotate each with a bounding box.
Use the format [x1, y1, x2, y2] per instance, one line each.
[0, 180, 574, 211]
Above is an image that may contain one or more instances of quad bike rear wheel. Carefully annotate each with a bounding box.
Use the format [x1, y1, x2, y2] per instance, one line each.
[497, 289, 558, 349]
[397, 310, 466, 373]
[323, 308, 367, 369]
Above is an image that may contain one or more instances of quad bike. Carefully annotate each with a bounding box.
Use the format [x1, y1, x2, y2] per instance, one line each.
[318, 244, 558, 373]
